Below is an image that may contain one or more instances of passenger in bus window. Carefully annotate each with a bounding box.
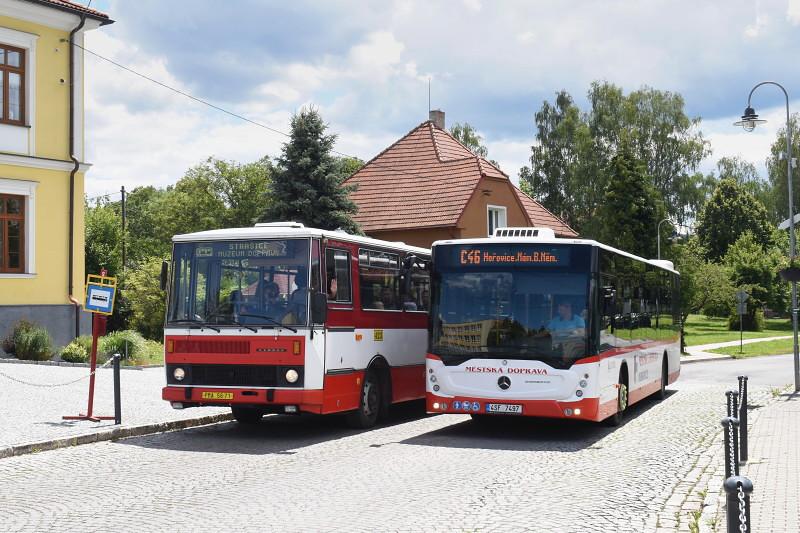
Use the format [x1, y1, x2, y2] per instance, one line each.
[263, 282, 284, 316]
[328, 277, 338, 300]
[284, 270, 309, 323]
[381, 286, 397, 310]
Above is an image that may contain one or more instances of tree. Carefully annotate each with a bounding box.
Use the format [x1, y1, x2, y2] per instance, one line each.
[123, 256, 167, 340]
[334, 156, 365, 179]
[765, 113, 800, 224]
[696, 178, 773, 261]
[716, 156, 774, 219]
[671, 237, 734, 321]
[261, 107, 360, 233]
[520, 82, 709, 233]
[450, 122, 489, 158]
[85, 198, 122, 277]
[596, 144, 665, 258]
[724, 231, 782, 330]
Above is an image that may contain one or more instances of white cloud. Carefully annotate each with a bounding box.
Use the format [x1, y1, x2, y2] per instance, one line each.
[788, 0, 800, 24]
[744, 14, 769, 38]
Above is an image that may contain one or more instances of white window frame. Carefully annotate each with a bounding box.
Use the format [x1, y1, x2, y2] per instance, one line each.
[0, 177, 36, 277]
[487, 205, 507, 236]
[0, 25, 37, 155]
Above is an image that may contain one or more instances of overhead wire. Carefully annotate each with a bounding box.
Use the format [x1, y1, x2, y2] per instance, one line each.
[71, 42, 483, 184]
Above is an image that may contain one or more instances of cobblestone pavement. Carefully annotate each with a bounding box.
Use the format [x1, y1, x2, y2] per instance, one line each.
[0, 372, 775, 533]
[0, 363, 226, 448]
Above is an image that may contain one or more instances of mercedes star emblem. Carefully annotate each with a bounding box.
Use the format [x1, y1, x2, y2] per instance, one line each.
[498, 376, 511, 390]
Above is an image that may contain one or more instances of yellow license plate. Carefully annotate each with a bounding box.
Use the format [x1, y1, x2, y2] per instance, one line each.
[201, 391, 234, 400]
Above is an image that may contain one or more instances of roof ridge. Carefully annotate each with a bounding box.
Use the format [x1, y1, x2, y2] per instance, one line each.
[512, 185, 577, 236]
[428, 122, 443, 162]
[431, 122, 509, 178]
[343, 120, 434, 184]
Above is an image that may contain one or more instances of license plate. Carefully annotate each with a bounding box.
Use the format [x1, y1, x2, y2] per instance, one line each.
[485, 403, 523, 415]
[201, 391, 234, 400]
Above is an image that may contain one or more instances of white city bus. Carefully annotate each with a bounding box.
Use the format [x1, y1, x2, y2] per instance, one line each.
[426, 228, 680, 425]
[162, 222, 431, 428]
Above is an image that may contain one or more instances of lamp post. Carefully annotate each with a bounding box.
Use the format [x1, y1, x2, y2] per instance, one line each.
[734, 81, 800, 392]
[657, 218, 672, 260]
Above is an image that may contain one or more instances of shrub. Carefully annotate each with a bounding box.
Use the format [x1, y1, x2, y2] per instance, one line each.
[100, 330, 145, 360]
[75, 335, 94, 354]
[728, 308, 766, 332]
[2, 319, 36, 355]
[60, 341, 89, 363]
[15, 326, 53, 361]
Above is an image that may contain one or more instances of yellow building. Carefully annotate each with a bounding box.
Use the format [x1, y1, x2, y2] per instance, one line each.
[0, 0, 112, 348]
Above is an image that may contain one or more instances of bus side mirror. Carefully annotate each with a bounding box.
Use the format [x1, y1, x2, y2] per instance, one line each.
[160, 260, 169, 291]
[311, 291, 327, 324]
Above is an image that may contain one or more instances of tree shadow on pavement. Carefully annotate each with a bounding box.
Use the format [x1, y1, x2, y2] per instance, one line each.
[116, 400, 431, 456]
[398, 391, 675, 452]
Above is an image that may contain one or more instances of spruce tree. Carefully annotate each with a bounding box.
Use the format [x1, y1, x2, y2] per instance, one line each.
[597, 144, 665, 258]
[262, 107, 360, 233]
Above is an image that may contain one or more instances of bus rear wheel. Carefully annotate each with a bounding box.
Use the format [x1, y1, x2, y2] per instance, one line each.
[346, 369, 381, 429]
[231, 406, 263, 424]
[656, 356, 668, 401]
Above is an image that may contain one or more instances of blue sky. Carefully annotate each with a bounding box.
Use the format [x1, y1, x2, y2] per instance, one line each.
[83, 0, 800, 197]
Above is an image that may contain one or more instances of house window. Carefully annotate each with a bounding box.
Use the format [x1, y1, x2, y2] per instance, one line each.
[0, 193, 25, 272]
[487, 205, 507, 236]
[0, 44, 25, 125]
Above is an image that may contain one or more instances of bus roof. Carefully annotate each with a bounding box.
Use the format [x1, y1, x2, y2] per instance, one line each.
[431, 235, 679, 275]
[172, 223, 431, 256]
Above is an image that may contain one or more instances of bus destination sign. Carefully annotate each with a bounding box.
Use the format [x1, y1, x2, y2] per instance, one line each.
[459, 248, 567, 266]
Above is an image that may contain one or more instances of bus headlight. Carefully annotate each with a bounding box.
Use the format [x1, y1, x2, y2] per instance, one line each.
[285, 369, 299, 383]
[430, 375, 437, 383]
[173, 367, 185, 381]
[575, 390, 583, 397]
[579, 380, 588, 388]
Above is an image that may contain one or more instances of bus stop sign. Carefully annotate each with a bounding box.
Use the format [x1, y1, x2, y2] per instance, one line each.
[736, 290, 749, 305]
[84, 273, 117, 315]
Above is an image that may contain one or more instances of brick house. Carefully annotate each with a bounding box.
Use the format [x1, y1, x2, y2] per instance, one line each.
[344, 111, 576, 248]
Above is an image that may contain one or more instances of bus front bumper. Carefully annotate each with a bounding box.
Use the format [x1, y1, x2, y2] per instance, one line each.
[426, 392, 615, 421]
[162, 386, 325, 414]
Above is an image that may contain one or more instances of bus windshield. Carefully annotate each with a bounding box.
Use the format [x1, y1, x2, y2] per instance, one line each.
[430, 244, 590, 368]
[168, 239, 311, 328]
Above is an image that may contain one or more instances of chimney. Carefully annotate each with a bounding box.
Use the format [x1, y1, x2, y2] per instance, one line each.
[429, 109, 445, 130]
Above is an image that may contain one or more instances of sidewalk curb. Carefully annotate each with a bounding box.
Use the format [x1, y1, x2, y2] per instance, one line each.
[681, 355, 734, 364]
[0, 412, 233, 460]
[0, 358, 162, 370]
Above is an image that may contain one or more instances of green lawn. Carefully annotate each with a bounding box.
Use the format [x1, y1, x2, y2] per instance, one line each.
[709, 338, 795, 358]
[683, 314, 792, 347]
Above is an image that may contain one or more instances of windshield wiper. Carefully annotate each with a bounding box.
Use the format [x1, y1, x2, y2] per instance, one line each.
[168, 319, 221, 333]
[238, 313, 298, 333]
[205, 313, 258, 333]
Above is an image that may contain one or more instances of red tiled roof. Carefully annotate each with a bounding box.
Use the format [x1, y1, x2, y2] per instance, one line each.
[344, 121, 577, 237]
[25, 0, 112, 23]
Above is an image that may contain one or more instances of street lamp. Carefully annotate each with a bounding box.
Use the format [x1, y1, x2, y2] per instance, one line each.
[734, 81, 800, 392]
[657, 218, 672, 260]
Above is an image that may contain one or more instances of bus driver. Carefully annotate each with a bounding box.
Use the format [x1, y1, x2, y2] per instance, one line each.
[547, 300, 585, 337]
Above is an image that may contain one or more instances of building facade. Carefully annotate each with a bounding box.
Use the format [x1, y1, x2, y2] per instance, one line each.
[0, 0, 111, 349]
[344, 110, 577, 249]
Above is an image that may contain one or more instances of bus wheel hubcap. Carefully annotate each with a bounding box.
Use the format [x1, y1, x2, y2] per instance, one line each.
[619, 384, 628, 411]
[363, 378, 377, 416]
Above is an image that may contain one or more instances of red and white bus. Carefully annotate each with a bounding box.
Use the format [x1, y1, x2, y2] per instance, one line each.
[161, 222, 431, 428]
[426, 228, 680, 425]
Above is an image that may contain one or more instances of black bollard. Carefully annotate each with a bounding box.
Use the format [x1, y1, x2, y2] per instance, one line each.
[738, 376, 748, 464]
[721, 416, 740, 479]
[113, 353, 122, 425]
[723, 475, 753, 533]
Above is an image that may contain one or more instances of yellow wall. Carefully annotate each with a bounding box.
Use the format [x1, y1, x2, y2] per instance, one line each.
[457, 177, 530, 238]
[0, 14, 87, 306]
[0, 15, 72, 160]
[0, 164, 84, 305]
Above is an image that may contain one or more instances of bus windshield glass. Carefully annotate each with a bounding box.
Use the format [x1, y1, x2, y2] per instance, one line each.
[168, 239, 311, 328]
[431, 244, 591, 368]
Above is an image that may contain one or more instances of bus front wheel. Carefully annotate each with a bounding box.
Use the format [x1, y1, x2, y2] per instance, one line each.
[656, 356, 668, 401]
[346, 369, 381, 429]
[605, 376, 628, 427]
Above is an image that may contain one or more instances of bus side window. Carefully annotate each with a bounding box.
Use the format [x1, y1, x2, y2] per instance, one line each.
[325, 248, 352, 303]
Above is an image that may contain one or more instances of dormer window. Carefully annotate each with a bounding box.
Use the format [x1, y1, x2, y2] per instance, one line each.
[0, 43, 25, 125]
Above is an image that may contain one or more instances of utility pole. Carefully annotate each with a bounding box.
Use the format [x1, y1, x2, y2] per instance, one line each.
[120, 185, 126, 272]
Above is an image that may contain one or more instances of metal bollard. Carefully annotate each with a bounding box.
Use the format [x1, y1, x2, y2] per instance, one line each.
[738, 376, 748, 464]
[721, 416, 740, 479]
[723, 475, 753, 533]
[113, 353, 122, 425]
